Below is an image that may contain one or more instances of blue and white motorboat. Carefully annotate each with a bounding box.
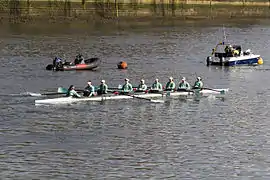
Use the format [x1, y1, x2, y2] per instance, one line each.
[206, 42, 263, 66]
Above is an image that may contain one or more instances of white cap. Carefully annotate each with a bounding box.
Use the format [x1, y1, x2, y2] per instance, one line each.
[197, 77, 201, 80]
[141, 79, 145, 82]
[182, 77, 186, 81]
[125, 78, 129, 81]
[101, 80, 105, 83]
[169, 77, 173, 80]
[155, 79, 159, 81]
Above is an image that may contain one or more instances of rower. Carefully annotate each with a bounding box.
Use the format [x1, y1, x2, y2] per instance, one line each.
[83, 80, 95, 97]
[193, 77, 203, 89]
[178, 77, 191, 91]
[165, 77, 176, 91]
[97, 80, 108, 95]
[66, 85, 81, 98]
[136, 79, 147, 92]
[150, 79, 162, 93]
[121, 78, 133, 94]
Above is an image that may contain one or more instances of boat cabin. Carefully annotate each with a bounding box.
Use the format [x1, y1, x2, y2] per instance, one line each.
[212, 43, 242, 58]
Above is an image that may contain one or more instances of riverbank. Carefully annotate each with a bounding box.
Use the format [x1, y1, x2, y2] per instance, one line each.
[1, 0, 270, 23]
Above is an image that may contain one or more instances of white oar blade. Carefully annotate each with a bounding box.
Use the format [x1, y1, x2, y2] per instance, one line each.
[27, 92, 43, 97]
[150, 99, 164, 103]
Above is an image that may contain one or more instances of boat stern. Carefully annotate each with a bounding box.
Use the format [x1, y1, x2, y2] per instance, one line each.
[227, 54, 263, 66]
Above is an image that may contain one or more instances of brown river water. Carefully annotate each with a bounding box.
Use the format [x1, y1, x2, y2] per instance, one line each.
[1, 19, 270, 179]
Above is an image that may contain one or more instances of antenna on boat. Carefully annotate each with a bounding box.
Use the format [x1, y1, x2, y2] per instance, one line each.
[223, 25, 227, 43]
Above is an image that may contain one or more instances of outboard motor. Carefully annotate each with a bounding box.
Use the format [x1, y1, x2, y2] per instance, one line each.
[46, 64, 54, 70]
[206, 56, 212, 66]
[220, 57, 225, 66]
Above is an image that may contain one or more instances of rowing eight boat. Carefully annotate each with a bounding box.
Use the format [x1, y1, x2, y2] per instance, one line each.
[34, 88, 229, 105]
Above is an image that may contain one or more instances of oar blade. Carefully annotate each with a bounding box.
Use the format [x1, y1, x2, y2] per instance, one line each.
[27, 92, 43, 97]
[58, 87, 68, 93]
[150, 99, 164, 103]
[220, 90, 225, 95]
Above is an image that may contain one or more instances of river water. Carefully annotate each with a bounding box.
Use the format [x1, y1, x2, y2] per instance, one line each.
[1, 19, 270, 179]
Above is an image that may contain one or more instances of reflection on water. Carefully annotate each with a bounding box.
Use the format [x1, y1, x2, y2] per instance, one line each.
[1, 20, 270, 179]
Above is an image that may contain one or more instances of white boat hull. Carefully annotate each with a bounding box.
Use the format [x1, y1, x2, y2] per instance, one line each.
[208, 54, 261, 66]
[35, 88, 229, 105]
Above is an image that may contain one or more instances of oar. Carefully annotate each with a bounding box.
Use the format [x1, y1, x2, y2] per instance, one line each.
[176, 89, 195, 93]
[126, 94, 164, 103]
[27, 92, 67, 97]
[201, 87, 226, 94]
[26, 87, 69, 97]
[57, 87, 85, 93]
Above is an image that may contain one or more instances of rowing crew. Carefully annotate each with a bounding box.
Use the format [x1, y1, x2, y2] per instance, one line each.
[66, 77, 203, 98]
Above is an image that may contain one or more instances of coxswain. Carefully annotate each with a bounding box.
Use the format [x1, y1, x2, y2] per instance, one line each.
[97, 80, 108, 95]
[136, 79, 147, 92]
[150, 79, 162, 93]
[178, 77, 191, 91]
[121, 78, 133, 94]
[83, 80, 95, 97]
[66, 85, 81, 98]
[193, 77, 203, 89]
[165, 77, 176, 91]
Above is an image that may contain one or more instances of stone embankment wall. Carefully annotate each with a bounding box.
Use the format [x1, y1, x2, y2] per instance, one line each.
[1, 0, 270, 22]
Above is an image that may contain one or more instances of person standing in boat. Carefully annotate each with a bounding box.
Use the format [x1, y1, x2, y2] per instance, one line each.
[136, 79, 147, 92]
[150, 79, 163, 92]
[121, 78, 133, 94]
[193, 77, 203, 89]
[97, 80, 108, 95]
[66, 85, 81, 98]
[225, 45, 234, 57]
[165, 77, 176, 91]
[53, 57, 64, 70]
[83, 80, 95, 97]
[178, 77, 191, 91]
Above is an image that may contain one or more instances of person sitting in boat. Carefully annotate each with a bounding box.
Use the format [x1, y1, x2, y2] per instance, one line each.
[66, 85, 81, 98]
[165, 77, 176, 91]
[121, 78, 133, 94]
[244, 49, 251, 55]
[83, 80, 95, 97]
[150, 79, 163, 93]
[178, 77, 190, 91]
[136, 79, 147, 92]
[97, 80, 108, 95]
[232, 49, 240, 57]
[74, 54, 85, 65]
[193, 77, 203, 89]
